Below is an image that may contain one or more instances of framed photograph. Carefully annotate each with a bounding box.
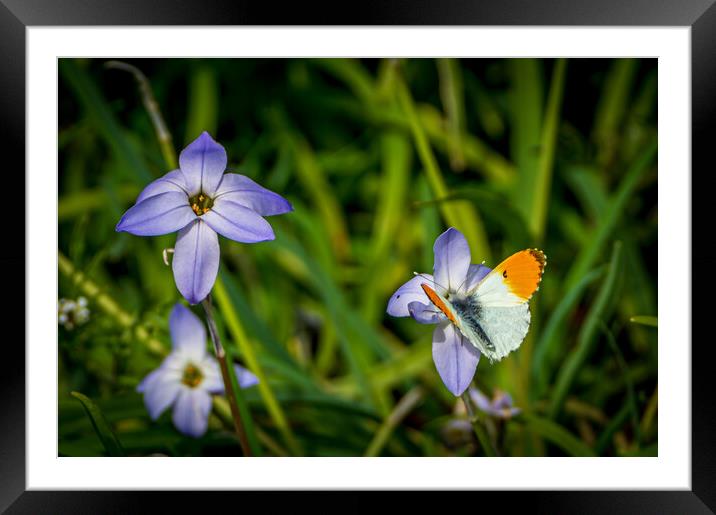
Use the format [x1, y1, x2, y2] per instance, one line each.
[3, 0, 711, 511]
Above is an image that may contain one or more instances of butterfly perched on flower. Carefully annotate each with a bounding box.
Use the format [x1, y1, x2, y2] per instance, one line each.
[420, 244, 546, 363]
[388, 228, 546, 395]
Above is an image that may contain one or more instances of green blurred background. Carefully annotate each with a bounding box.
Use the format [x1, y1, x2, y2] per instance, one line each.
[58, 58, 657, 457]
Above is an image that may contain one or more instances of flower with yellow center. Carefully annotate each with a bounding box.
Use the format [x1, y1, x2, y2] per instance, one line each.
[137, 303, 258, 438]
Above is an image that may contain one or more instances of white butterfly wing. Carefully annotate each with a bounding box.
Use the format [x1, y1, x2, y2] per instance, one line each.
[455, 302, 531, 362]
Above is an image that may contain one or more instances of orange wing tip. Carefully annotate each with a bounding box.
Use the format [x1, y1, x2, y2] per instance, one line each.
[497, 248, 547, 301]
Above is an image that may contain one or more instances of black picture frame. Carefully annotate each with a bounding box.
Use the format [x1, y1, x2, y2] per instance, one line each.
[3, 0, 712, 512]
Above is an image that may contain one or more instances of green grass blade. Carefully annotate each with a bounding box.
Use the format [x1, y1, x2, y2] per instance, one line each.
[59, 59, 153, 183]
[564, 140, 656, 291]
[213, 277, 302, 455]
[509, 59, 543, 221]
[361, 131, 411, 323]
[185, 65, 219, 143]
[593, 59, 638, 167]
[437, 58, 466, 171]
[270, 109, 351, 260]
[595, 403, 631, 455]
[70, 392, 125, 457]
[520, 413, 596, 457]
[395, 73, 491, 263]
[364, 387, 425, 457]
[549, 241, 624, 418]
[600, 322, 641, 447]
[630, 316, 658, 327]
[531, 59, 567, 241]
[532, 265, 606, 396]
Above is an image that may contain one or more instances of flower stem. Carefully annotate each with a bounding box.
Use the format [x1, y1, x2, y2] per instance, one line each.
[461, 391, 497, 457]
[104, 60, 178, 169]
[202, 294, 252, 456]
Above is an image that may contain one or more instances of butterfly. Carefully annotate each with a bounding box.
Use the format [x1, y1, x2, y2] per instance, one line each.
[419, 249, 546, 363]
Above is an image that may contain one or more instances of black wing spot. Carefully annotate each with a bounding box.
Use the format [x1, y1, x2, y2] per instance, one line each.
[502, 270, 508, 278]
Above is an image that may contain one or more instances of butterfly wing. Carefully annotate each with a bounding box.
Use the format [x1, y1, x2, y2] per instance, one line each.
[465, 303, 531, 362]
[457, 249, 545, 361]
[470, 249, 546, 307]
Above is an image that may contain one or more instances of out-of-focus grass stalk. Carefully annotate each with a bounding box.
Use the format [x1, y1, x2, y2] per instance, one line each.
[630, 315, 658, 327]
[593, 59, 638, 167]
[461, 392, 497, 457]
[549, 241, 624, 418]
[104, 60, 178, 169]
[311, 58, 516, 187]
[601, 322, 641, 446]
[272, 113, 351, 260]
[519, 414, 596, 457]
[437, 58, 466, 171]
[532, 266, 606, 397]
[595, 403, 630, 455]
[312, 58, 376, 101]
[530, 58, 566, 241]
[328, 338, 434, 397]
[418, 105, 516, 187]
[509, 59, 543, 221]
[564, 140, 656, 291]
[58, 252, 165, 356]
[59, 185, 139, 220]
[395, 74, 492, 264]
[361, 131, 411, 323]
[364, 387, 424, 457]
[184, 66, 218, 143]
[60, 59, 153, 183]
[213, 278, 302, 455]
[640, 386, 658, 438]
[70, 391, 125, 457]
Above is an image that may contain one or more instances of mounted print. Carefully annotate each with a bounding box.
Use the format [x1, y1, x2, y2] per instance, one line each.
[57, 57, 658, 459]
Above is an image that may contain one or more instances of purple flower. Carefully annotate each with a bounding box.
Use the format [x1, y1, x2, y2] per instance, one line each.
[387, 227, 490, 396]
[137, 303, 258, 438]
[116, 132, 293, 304]
[470, 388, 521, 419]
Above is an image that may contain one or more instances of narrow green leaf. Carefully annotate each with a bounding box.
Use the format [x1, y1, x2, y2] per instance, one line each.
[532, 266, 606, 396]
[593, 59, 638, 166]
[364, 387, 425, 457]
[185, 66, 218, 143]
[531, 58, 567, 241]
[362, 130, 411, 323]
[600, 322, 641, 446]
[59, 59, 153, 184]
[595, 403, 631, 455]
[437, 58, 467, 171]
[70, 392, 125, 457]
[549, 241, 624, 418]
[564, 140, 656, 291]
[629, 316, 658, 327]
[510, 59, 543, 222]
[213, 277, 303, 455]
[521, 414, 596, 457]
[395, 73, 492, 264]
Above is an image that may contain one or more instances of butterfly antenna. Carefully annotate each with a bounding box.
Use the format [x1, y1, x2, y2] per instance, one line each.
[413, 272, 450, 292]
[456, 262, 488, 293]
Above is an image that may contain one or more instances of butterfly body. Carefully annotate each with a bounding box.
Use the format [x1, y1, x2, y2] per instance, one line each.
[421, 248, 546, 362]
